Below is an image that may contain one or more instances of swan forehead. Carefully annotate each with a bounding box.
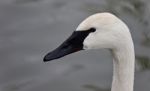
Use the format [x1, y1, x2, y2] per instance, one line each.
[76, 12, 119, 31]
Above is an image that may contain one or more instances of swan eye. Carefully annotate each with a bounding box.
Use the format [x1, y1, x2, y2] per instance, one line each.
[89, 27, 96, 32]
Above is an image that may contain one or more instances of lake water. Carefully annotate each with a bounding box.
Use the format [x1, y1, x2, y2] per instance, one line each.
[0, 0, 150, 91]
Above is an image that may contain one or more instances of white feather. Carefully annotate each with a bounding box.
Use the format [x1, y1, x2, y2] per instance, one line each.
[77, 12, 135, 91]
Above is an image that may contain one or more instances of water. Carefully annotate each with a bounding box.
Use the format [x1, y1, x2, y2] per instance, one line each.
[0, 0, 150, 91]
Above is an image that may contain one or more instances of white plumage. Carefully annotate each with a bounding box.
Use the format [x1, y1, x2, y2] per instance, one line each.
[44, 12, 135, 91]
[77, 13, 135, 91]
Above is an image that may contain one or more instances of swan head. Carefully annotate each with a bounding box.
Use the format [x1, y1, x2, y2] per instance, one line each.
[44, 12, 131, 62]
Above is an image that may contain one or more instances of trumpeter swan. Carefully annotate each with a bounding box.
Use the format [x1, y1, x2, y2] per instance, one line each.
[43, 12, 135, 91]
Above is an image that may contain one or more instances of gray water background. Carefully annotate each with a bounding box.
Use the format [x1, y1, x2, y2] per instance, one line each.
[0, 0, 150, 91]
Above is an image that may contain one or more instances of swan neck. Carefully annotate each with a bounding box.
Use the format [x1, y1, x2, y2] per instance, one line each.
[111, 43, 135, 91]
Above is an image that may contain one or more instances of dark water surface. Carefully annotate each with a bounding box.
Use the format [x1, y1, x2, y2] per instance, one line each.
[0, 0, 150, 91]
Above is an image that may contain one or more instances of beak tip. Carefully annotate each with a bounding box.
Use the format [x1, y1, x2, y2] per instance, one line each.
[43, 56, 50, 62]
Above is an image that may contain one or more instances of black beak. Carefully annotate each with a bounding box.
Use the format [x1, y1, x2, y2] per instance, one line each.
[44, 31, 84, 62]
[43, 29, 95, 62]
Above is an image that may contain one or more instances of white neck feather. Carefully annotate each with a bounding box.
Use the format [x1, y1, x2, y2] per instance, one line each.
[77, 12, 135, 91]
[111, 38, 135, 91]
